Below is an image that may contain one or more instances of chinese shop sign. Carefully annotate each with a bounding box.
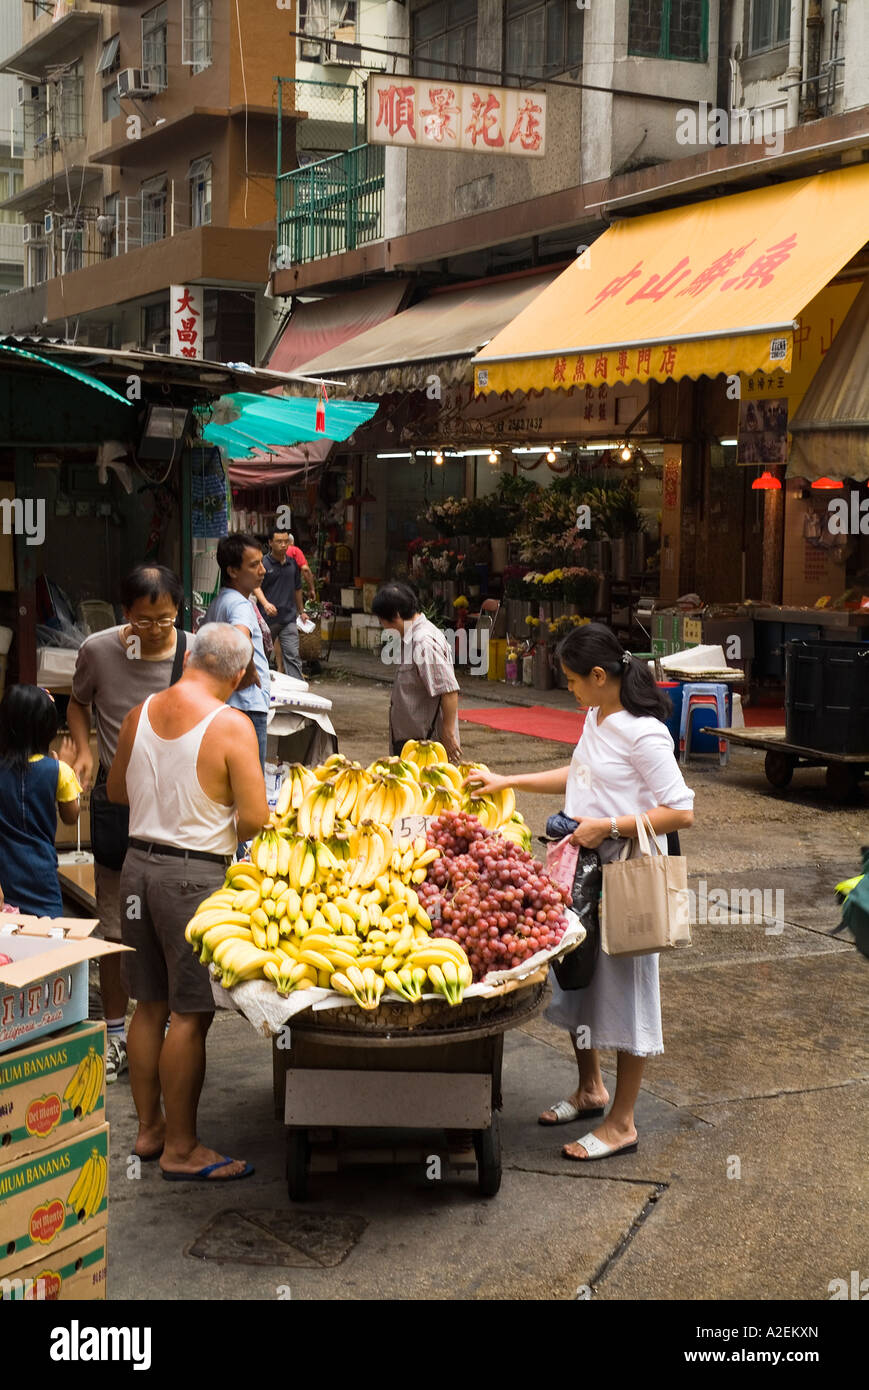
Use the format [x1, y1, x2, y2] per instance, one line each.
[367, 76, 546, 157]
[170, 284, 203, 360]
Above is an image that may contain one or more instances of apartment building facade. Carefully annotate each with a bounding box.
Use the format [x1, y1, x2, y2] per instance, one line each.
[0, 3, 25, 294]
[0, 0, 299, 355]
[267, 0, 869, 607]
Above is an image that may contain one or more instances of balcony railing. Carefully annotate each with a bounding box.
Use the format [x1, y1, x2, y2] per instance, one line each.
[275, 143, 385, 268]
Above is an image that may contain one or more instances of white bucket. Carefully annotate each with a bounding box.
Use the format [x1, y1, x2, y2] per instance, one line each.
[0, 626, 12, 656]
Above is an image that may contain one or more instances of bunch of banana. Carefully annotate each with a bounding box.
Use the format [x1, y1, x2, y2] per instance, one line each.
[400, 738, 449, 767]
[367, 756, 421, 784]
[427, 959, 473, 1006]
[463, 793, 502, 830]
[66, 1148, 107, 1221]
[422, 785, 461, 815]
[417, 761, 463, 793]
[331, 965, 385, 1011]
[273, 763, 318, 820]
[403, 937, 470, 977]
[359, 774, 425, 823]
[63, 1046, 104, 1117]
[314, 752, 350, 781]
[210, 937, 274, 988]
[250, 827, 286, 877]
[392, 833, 440, 884]
[383, 966, 428, 1003]
[332, 763, 370, 822]
[296, 780, 338, 838]
[263, 958, 317, 996]
[347, 821, 393, 887]
[498, 814, 532, 852]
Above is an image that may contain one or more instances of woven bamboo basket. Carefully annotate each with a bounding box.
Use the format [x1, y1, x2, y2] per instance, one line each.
[298, 627, 322, 661]
[293, 967, 549, 1037]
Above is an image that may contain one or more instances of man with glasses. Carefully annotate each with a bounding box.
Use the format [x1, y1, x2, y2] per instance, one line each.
[67, 565, 194, 1084]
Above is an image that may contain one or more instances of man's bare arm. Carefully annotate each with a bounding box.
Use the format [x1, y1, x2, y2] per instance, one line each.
[225, 715, 269, 841]
[106, 705, 143, 805]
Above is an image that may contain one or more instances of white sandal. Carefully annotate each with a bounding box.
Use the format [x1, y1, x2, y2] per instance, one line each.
[538, 1099, 605, 1126]
[563, 1131, 638, 1161]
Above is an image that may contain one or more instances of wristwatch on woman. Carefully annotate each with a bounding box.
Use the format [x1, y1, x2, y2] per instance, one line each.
[609, 816, 622, 840]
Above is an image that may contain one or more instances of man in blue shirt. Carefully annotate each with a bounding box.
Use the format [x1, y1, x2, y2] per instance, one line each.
[256, 528, 304, 681]
[204, 534, 270, 766]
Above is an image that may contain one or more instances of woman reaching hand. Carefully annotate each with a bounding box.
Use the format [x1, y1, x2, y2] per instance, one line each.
[466, 624, 694, 1162]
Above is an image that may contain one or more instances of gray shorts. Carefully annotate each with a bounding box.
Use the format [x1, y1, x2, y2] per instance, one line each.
[94, 861, 124, 942]
[120, 847, 226, 1014]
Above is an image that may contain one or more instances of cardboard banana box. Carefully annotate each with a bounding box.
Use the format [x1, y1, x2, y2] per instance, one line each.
[0, 1226, 107, 1301]
[0, 1121, 109, 1278]
[0, 1021, 106, 1164]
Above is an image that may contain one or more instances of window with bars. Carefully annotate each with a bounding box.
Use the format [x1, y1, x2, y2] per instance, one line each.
[749, 0, 791, 54]
[142, 3, 169, 93]
[299, 1, 358, 63]
[628, 0, 708, 62]
[102, 192, 119, 257]
[412, 0, 477, 81]
[141, 175, 167, 244]
[189, 156, 212, 226]
[59, 61, 85, 140]
[28, 244, 48, 287]
[0, 172, 23, 224]
[61, 225, 84, 274]
[504, 0, 583, 84]
[183, 0, 213, 74]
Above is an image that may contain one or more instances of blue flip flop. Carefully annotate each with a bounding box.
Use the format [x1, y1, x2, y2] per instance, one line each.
[162, 1157, 254, 1182]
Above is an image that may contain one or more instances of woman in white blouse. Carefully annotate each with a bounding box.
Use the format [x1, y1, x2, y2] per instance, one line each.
[468, 623, 694, 1162]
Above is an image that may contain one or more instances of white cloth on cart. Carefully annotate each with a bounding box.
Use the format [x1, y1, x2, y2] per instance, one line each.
[544, 706, 694, 1056]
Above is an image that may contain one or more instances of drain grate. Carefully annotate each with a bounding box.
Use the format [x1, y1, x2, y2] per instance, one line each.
[187, 1209, 367, 1267]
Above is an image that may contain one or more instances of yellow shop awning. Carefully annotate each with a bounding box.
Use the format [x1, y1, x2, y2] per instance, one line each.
[473, 165, 869, 395]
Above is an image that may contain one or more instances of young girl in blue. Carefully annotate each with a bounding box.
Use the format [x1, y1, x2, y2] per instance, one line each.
[0, 685, 81, 917]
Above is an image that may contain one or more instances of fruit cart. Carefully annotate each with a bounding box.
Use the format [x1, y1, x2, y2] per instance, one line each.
[704, 725, 869, 802]
[272, 969, 548, 1201]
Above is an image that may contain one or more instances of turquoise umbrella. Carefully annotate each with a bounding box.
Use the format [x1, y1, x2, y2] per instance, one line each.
[202, 392, 378, 455]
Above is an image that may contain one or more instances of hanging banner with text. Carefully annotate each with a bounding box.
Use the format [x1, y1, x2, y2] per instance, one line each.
[367, 75, 547, 157]
[170, 284, 203, 360]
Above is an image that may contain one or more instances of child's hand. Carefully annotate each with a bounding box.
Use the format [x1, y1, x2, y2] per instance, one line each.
[55, 735, 76, 766]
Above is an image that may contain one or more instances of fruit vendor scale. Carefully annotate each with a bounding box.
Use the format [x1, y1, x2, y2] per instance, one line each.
[184, 741, 584, 1032]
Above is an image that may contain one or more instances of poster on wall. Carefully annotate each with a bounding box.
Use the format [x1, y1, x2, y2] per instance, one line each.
[737, 396, 788, 464]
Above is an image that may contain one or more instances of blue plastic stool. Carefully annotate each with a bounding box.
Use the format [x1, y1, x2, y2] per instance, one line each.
[679, 682, 729, 765]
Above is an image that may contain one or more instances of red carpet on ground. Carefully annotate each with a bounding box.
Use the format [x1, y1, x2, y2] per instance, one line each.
[459, 703, 785, 743]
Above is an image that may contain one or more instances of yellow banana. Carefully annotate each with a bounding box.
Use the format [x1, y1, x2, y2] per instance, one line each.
[225, 861, 263, 884]
[299, 947, 335, 975]
[63, 1052, 92, 1110]
[298, 841, 317, 888]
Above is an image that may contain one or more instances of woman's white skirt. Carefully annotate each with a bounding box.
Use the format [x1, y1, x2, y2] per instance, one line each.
[545, 949, 663, 1056]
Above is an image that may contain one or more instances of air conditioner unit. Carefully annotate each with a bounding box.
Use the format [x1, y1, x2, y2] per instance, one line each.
[23, 223, 45, 244]
[117, 68, 151, 99]
[17, 82, 43, 106]
[43, 212, 56, 235]
[300, 40, 322, 59]
[150, 341, 170, 355]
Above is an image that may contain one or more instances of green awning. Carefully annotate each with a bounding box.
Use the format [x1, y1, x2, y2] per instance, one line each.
[202, 391, 378, 456]
[0, 344, 134, 407]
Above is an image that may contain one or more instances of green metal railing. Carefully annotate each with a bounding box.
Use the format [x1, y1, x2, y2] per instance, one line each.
[276, 142, 385, 267]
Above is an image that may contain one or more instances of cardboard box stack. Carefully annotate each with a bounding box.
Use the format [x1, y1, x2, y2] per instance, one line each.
[0, 918, 125, 1301]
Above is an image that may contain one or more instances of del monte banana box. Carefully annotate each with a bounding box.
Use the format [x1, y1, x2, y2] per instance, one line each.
[0, 1121, 109, 1278]
[0, 916, 128, 1056]
[0, 1021, 106, 1163]
[0, 1227, 107, 1301]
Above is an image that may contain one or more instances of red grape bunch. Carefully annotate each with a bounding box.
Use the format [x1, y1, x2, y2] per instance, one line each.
[421, 813, 569, 982]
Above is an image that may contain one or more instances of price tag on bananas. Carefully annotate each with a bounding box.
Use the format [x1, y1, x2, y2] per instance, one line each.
[392, 814, 429, 847]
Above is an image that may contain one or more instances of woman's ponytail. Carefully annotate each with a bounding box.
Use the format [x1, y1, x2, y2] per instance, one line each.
[556, 623, 672, 722]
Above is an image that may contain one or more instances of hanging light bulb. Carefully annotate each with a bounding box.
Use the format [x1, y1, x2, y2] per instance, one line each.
[811, 476, 843, 489]
[545, 448, 557, 464]
[434, 450, 444, 465]
[488, 449, 500, 465]
[751, 470, 782, 490]
[620, 444, 633, 462]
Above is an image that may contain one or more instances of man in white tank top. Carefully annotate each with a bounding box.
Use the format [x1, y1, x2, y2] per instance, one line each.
[108, 623, 269, 1181]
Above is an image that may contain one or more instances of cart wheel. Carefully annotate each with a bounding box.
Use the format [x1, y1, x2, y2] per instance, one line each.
[825, 763, 860, 803]
[286, 1129, 310, 1202]
[764, 751, 794, 789]
[474, 1113, 502, 1198]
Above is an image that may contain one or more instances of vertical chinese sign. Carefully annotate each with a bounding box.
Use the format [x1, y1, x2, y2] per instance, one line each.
[170, 284, 203, 360]
[367, 75, 546, 158]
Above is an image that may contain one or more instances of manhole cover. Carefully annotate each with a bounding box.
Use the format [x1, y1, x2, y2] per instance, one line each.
[187, 1209, 366, 1267]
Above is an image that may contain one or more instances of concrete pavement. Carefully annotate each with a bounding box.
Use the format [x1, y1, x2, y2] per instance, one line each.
[102, 676, 867, 1301]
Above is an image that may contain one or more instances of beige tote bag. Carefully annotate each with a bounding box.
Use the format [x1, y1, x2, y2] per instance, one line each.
[601, 813, 691, 957]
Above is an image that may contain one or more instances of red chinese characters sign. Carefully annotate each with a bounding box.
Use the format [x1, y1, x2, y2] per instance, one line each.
[368, 75, 546, 158]
[170, 284, 203, 360]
